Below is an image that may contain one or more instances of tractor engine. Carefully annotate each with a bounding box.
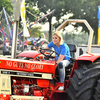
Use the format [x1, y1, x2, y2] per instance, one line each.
[0, 69, 54, 100]
[12, 77, 42, 96]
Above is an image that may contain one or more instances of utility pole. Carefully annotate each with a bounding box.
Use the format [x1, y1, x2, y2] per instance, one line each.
[11, 0, 21, 58]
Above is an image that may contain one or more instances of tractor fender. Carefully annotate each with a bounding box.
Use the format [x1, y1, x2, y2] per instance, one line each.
[72, 53, 100, 74]
[71, 53, 100, 71]
[66, 53, 100, 88]
[76, 53, 100, 62]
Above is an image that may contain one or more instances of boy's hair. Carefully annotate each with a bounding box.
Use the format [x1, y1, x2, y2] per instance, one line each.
[52, 31, 63, 45]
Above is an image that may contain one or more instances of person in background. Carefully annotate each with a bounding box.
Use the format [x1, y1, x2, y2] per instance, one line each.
[42, 31, 71, 91]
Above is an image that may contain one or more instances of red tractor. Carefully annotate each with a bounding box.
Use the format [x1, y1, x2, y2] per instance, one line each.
[0, 19, 99, 100]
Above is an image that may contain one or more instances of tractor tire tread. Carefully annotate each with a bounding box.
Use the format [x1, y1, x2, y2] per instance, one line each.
[66, 62, 100, 100]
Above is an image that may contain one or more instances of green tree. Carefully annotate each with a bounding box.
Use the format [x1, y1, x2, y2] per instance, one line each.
[29, 26, 43, 37]
[63, 0, 100, 44]
[25, 0, 66, 42]
[25, 0, 100, 44]
[0, 0, 13, 14]
[25, 1, 40, 25]
[63, 31, 88, 46]
[36, 0, 67, 42]
[0, 0, 12, 38]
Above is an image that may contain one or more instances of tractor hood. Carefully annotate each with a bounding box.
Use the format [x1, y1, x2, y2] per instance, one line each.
[0, 56, 56, 75]
[17, 50, 39, 58]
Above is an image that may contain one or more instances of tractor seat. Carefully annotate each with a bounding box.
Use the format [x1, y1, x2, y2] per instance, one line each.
[66, 44, 77, 68]
[65, 44, 77, 80]
[67, 44, 77, 59]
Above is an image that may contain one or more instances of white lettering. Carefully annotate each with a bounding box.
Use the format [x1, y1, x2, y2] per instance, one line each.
[6, 61, 12, 67]
[30, 64, 43, 70]
[27, 63, 30, 69]
[13, 62, 17, 67]
[6, 61, 44, 70]
[30, 63, 35, 69]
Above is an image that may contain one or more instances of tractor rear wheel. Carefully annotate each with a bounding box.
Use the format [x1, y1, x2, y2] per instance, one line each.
[66, 61, 100, 100]
[94, 79, 100, 100]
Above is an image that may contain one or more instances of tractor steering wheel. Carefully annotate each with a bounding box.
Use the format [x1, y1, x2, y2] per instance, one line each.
[39, 48, 59, 59]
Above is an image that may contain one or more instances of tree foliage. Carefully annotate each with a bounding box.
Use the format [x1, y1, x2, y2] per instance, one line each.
[62, 32, 89, 46]
[35, 0, 68, 41]
[25, 0, 40, 25]
[0, 0, 13, 15]
[29, 26, 43, 37]
[0, 0, 13, 38]
[25, 0, 67, 41]
[64, 0, 100, 43]
[25, 0, 100, 43]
